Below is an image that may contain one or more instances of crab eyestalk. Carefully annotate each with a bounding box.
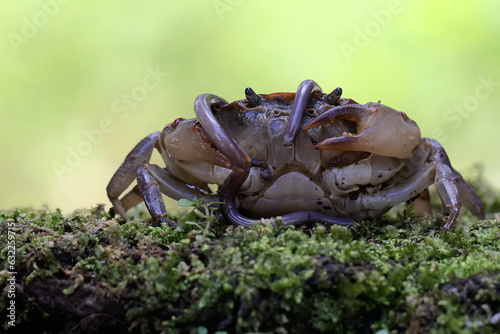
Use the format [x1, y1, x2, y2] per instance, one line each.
[305, 102, 422, 159]
[245, 87, 263, 107]
[324, 87, 343, 105]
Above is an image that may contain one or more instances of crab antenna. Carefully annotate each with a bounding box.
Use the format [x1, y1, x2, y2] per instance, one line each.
[284, 80, 322, 146]
[324, 87, 342, 105]
[245, 87, 263, 107]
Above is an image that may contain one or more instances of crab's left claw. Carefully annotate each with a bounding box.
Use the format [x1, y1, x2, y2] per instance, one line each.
[305, 102, 421, 159]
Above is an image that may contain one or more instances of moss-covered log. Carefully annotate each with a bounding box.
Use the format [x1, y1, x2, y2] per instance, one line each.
[1, 190, 500, 333]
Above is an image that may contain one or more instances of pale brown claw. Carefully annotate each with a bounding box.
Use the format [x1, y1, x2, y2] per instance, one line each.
[305, 103, 421, 159]
[194, 94, 251, 171]
[162, 118, 234, 170]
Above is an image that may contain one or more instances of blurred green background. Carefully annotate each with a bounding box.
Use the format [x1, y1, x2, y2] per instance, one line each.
[1, 0, 499, 213]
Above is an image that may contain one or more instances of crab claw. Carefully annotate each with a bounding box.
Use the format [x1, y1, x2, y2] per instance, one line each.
[304, 102, 421, 159]
[162, 118, 235, 170]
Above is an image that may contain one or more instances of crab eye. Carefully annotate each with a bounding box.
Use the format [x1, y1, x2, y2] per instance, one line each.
[400, 112, 409, 121]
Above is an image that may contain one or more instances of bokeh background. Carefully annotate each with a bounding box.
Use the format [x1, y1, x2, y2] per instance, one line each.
[1, 0, 499, 214]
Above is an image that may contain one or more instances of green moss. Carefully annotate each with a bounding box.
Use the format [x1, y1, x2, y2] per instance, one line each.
[1, 197, 500, 333]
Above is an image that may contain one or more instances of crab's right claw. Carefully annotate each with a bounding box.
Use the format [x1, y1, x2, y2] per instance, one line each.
[162, 118, 236, 170]
[194, 94, 251, 172]
[305, 103, 422, 159]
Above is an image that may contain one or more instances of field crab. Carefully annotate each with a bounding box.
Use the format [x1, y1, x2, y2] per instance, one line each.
[106, 80, 484, 231]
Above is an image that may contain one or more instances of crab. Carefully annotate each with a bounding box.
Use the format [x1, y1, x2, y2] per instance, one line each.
[106, 80, 484, 230]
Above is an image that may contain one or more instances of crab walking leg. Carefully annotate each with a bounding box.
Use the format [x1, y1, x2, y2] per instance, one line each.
[358, 159, 460, 230]
[136, 165, 176, 228]
[283, 80, 322, 146]
[219, 170, 255, 227]
[144, 163, 218, 203]
[428, 139, 484, 228]
[434, 164, 461, 231]
[106, 132, 161, 220]
[220, 170, 354, 227]
[359, 141, 478, 230]
[194, 94, 251, 171]
[452, 169, 485, 219]
[428, 139, 464, 230]
[119, 185, 143, 212]
[413, 188, 432, 215]
[359, 162, 436, 215]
